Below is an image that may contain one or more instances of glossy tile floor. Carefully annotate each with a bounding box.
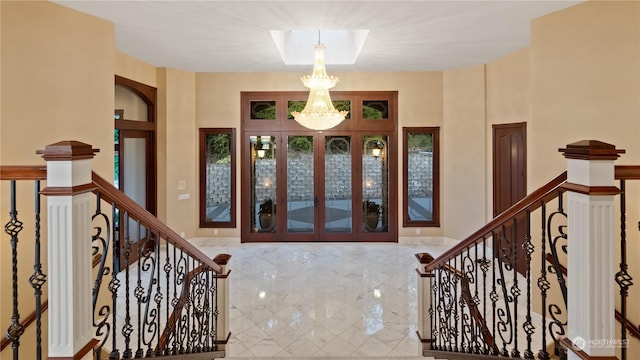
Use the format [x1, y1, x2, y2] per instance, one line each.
[192, 239, 454, 359]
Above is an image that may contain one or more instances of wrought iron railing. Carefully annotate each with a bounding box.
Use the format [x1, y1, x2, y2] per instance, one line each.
[417, 165, 640, 360]
[419, 172, 569, 359]
[1, 165, 231, 359]
[1, 165, 47, 360]
[91, 172, 230, 359]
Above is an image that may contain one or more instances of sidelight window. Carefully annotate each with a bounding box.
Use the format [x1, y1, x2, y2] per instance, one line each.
[199, 128, 236, 228]
[403, 127, 440, 227]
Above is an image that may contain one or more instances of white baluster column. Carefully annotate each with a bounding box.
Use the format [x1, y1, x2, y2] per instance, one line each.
[559, 140, 623, 360]
[39, 141, 99, 360]
[213, 254, 232, 354]
[415, 252, 435, 354]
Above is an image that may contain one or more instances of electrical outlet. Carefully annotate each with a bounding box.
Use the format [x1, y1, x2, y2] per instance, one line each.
[177, 180, 186, 190]
[180, 232, 186, 238]
[213, 229, 218, 236]
[416, 228, 421, 235]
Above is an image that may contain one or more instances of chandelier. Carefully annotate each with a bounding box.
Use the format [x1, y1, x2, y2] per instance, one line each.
[291, 37, 348, 130]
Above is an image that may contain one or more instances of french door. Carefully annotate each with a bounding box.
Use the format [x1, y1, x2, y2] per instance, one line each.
[241, 91, 398, 242]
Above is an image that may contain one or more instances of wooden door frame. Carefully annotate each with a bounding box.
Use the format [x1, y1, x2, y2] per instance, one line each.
[114, 75, 157, 215]
[114, 76, 157, 270]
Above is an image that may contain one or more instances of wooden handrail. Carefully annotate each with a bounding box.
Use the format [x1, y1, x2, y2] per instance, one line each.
[615, 165, 640, 180]
[0, 165, 47, 181]
[426, 171, 568, 271]
[91, 172, 222, 274]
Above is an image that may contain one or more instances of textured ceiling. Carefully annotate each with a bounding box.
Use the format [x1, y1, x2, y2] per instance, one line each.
[54, 0, 582, 73]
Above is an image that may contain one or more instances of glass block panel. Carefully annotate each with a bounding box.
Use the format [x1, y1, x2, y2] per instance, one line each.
[362, 100, 389, 119]
[250, 101, 277, 120]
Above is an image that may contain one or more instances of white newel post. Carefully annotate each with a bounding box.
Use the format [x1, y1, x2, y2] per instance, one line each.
[38, 141, 100, 360]
[214, 254, 232, 353]
[415, 252, 435, 354]
[559, 140, 623, 360]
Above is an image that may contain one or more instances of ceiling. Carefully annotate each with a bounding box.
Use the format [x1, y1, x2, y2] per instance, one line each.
[54, 0, 582, 73]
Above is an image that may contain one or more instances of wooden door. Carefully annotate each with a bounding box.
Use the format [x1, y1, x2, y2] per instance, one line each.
[493, 123, 526, 216]
[493, 123, 527, 273]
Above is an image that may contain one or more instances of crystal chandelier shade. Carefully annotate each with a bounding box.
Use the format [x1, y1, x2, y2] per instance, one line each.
[292, 44, 348, 130]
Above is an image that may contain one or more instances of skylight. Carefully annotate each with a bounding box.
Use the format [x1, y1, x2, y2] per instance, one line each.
[270, 29, 369, 65]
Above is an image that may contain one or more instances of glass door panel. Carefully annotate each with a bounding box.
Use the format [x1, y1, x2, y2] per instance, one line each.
[122, 135, 148, 242]
[362, 135, 389, 232]
[251, 135, 277, 233]
[325, 136, 352, 233]
[287, 136, 314, 233]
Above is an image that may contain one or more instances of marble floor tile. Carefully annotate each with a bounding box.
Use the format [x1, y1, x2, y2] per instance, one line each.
[192, 240, 452, 359]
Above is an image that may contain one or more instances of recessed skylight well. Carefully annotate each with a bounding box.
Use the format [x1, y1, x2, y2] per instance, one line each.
[270, 29, 369, 65]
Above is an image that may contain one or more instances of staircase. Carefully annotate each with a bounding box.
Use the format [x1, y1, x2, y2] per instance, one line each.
[1, 141, 231, 359]
[5, 140, 638, 360]
[414, 140, 638, 360]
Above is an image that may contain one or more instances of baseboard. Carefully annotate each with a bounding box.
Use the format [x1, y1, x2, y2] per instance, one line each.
[191, 236, 460, 249]
[399, 236, 460, 248]
[189, 237, 241, 246]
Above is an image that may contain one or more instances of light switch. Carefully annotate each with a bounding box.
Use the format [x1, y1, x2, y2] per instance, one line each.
[178, 180, 186, 190]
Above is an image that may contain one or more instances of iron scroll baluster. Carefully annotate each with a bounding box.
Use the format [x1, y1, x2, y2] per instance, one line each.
[537, 203, 551, 360]
[496, 226, 514, 357]
[523, 210, 535, 359]
[91, 193, 112, 359]
[29, 180, 46, 360]
[615, 179, 632, 360]
[5, 180, 25, 360]
[511, 220, 520, 359]
[546, 194, 567, 346]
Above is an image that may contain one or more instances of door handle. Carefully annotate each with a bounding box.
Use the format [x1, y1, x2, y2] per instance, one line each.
[314, 196, 318, 207]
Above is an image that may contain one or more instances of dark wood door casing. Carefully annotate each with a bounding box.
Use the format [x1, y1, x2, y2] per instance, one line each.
[114, 75, 157, 269]
[115, 75, 157, 215]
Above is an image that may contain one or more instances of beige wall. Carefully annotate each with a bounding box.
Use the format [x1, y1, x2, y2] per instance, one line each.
[530, 2, 640, 355]
[1, 1, 114, 168]
[441, 65, 488, 240]
[485, 48, 530, 219]
[157, 67, 198, 237]
[194, 71, 444, 238]
[530, 1, 640, 185]
[115, 50, 157, 88]
[1, 1, 114, 357]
